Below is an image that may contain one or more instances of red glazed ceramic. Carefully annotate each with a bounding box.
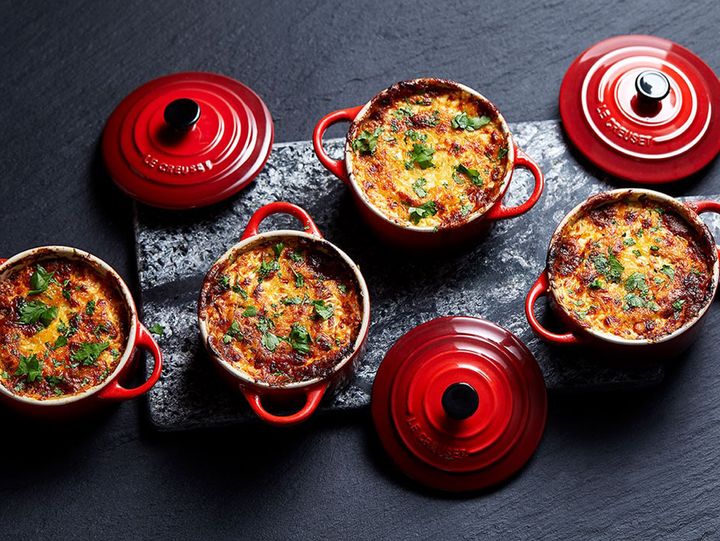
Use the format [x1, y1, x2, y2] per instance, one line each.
[103, 72, 274, 209]
[198, 202, 371, 426]
[372, 316, 547, 492]
[525, 189, 720, 357]
[560, 35, 720, 183]
[312, 78, 544, 248]
[0, 247, 163, 415]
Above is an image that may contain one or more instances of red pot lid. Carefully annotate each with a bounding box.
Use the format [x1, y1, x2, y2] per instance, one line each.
[560, 35, 720, 183]
[102, 72, 273, 209]
[371, 316, 547, 492]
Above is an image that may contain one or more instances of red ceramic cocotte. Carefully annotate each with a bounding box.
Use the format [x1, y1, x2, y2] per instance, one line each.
[0, 247, 163, 416]
[525, 189, 720, 357]
[312, 78, 545, 248]
[197, 202, 371, 426]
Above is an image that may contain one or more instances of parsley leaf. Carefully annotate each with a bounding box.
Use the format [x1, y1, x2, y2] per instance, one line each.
[408, 201, 438, 225]
[15, 354, 43, 383]
[455, 163, 483, 186]
[217, 275, 231, 290]
[404, 130, 427, 143]
[497, 147, 509, 160]
[242, 305, 257, 317]
[673, 300, 685, 311]
[592, 251, 624, 283]
[287, 323, 312, 355]
[312, 300, 334, 320]
[624, 272, 649, 297]
[282, 296, 303, 305]
[223, 321, 243, 344]
[28, 265, 54, 295]
[289, 251, 304, 263]
[148, 323, 165, 336]
[412, 178, 428, 198]
[261, 332, 281, 352]
[660, 265, 674, 281]
[625, 294, 645, 309]
[460, 203, 473, 216]
[85, 300, 96, 316]
[71, 342, 109, 366]
[623, 237, 636, 246]
[451, 112, 491, 131]
[19, 300, 58, 327]
[258, 259, 280, 282]
[273, 243, 285, 259]
[351, 127, 382, 155]
[589, 278, 604, 289]
[407, 143, 435, 169]
[294, 270, 305, 288]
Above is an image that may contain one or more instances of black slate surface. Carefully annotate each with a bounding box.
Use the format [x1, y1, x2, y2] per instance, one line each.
[136, 121, 720, 431]
[2, 0, 720, 539]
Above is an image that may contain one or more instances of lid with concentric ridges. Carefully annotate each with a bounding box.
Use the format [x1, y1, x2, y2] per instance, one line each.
[102, 72, 273, 209]
[560, 35, 720, 183]
[371, 316, 547, 492]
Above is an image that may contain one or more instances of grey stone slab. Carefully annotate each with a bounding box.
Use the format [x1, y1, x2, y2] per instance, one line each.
[134, 119, 720, 431]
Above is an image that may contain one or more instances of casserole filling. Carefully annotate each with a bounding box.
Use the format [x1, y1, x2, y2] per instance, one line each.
[348, 81, 509, 229]
[549, 196, 714, 340]
[200, 238, 363, 385]
[0, 258, 129, 399]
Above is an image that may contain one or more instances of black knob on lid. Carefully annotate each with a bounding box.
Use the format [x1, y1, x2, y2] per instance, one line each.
[635, 70, 670, 102]
[164, 98, 201, 131]
[441, 382, 479, 421]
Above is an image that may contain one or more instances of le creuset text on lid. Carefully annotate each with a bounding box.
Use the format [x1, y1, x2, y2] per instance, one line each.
[371, 316, 547, 492]
[102, 71, 274, 209]
[560, 35, 720, 183]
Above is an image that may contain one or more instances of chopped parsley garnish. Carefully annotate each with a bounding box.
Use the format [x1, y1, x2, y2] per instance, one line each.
[261, 332, 281, 352]
[256, 316, 274, 333]
[294, 270, 305, 288]
[217, 275, 231, 290]
[351, 127, 382, 155]
[625, 294, 646, 309]
[223, 321, 243, 344]
[404, 130, 427, 143]
[392, 106, 413, 118]
[273, 243, 285, 259]
[660, 265, 674, 281]
[497, 147, 509, 160]
[312, 300, 334, 320]
[408, 201, 438, 225]
[85, 300, 96, 316]
[460, 203, 473, 216]
[451, 112, 491, 131]
[258, 259, 280, 282]
[592, 251, 624, 283]
[673, 300, 686, 311]
[412, 177, 428, 198]
[289, 251, 304, 263]
[53, 335, 68, 349]
[28, 265, 54, 295]
[623, 237, 636, 246]
[71, 341, 109, 366]
[232, 285, 249, 299]
[624, 272, 649, 296]
[288, 324, 312, 355]
[455, 163, 483, 186]
[338, 284, 348, 294]
[632, 249, 642, 257]
[589, 278, 604, 289]
[15, 354, 43, 383]
[242, 305, 257, 317]
[19, 300, 58, 328]
[148, 323, 165, 336]
[282, 296, 303, 305]
[650, 245, 660, 252]
[406, 143, 435, 169]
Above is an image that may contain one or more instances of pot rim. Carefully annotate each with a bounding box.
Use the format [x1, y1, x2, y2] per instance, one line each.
[0, 246, 139, 406]
[546, 188, 720, 346]
[198, 230, 371, 390]
[344, 77, 517, 233]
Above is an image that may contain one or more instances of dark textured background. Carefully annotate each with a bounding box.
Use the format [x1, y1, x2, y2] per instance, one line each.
[1, 0, 719, 539]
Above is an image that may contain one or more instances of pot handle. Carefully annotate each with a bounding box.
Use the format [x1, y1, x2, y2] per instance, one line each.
[485, 146, 544, 221]
[98, 323, 163, 400]
[241, 202, 323, 241]
[312, 105, 364, 185]
[525, 270, 581, 344]
[691, 200, 720, 259]
[242, 383, 327, 426]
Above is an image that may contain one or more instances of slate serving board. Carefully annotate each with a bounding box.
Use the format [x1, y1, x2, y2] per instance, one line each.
[134, 119, 720, 431]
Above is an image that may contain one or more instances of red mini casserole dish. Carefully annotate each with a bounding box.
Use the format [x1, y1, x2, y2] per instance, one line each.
[0, 246, 163, 415]
[313, 78, 544, 248]
[198, 202, 371, 426]
[525, 189, 720, 357]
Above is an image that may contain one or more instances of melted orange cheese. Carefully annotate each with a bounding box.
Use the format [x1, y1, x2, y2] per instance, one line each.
[348, 81, 509, 229]
[549, 197, 713, 340]
[0, 258, 128, 399]
[200, 238, 363, 385]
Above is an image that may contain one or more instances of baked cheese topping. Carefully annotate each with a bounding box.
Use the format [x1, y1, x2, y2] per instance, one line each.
[348, 81, 509, 229]
[0, 258, 128, 399]
[549, 197, 714, 340]
[200, 238, 363, 385]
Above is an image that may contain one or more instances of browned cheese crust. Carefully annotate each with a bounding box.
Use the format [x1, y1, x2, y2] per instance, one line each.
[200, 238, 363, 385]
[348, 80, 509, 229]
[549, 196, 714, 340]
[0, 258, 129, 399]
